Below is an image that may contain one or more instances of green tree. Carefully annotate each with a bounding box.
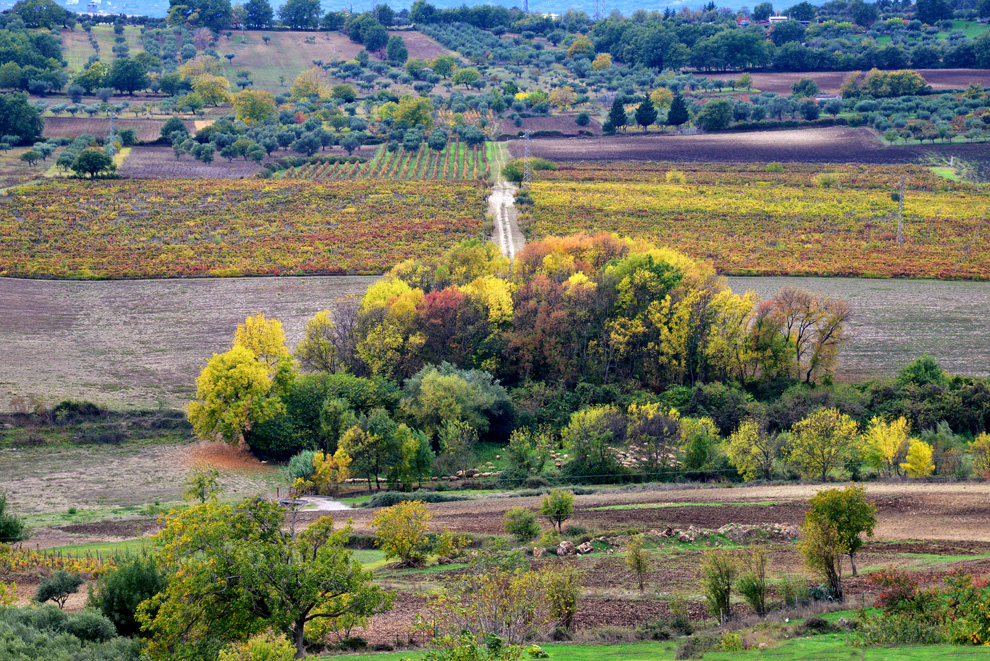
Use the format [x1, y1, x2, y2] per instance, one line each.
[277, 0, 320, 28]
[386, 35, 408, 64]
[11, 0, 68, 28]
[700, 549, 736, 620]
[337, 413, 402, 491]
[800, 516, 846, 599]
[915, 0, 952, 24]
[0, 92, 44, 144]
[696, 99, 733, 131]
[243, 0, 273, 27]
[608, 96, 627, 132]
[788, 408, 860, 481]
[806, 486, 876, 576]
[667, 93, 689, 128]
[19, 150, 40, 166]
[539, 489, 574, 533]
[752, 1, 774, 21]
[451, 67, 480, 89]
[726, 419, 785, 481]
[108, 58, 149, 95]
[87, 553, 167, 637]
[0, 491, 28, 543]
[35, 570, 83, 609]
[634, 97, 657, 131]
[431, 54, 456, 78]
[137, 499, 393, 659]
[791, 77, 819, 97]
[71, 149, 115, 178]
[770, 20, 806, 46]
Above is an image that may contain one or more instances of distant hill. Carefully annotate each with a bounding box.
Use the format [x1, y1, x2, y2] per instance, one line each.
[25, 0, 760, 21]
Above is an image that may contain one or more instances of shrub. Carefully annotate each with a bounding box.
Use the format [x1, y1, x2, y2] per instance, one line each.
[625, 534, 650, 593]
[765, 162, 785, 172]
[35, 570, 83, 609]
[66, 609, 117, 642]
[218, 631, 296, 660]
[282, 450, 316, 483]
[700, 549, 736, 620]
[0, 491, 27, 543]
[504, 507, 540, 543]
[545, 565, 580, 632]
[737, 547, 769, 616]
[665, 170, 686, 184]
[88, 553, 167, 636]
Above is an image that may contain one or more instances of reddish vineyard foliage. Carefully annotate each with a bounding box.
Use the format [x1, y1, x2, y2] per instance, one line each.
[524, 162, 990, 280]
[0, 179, 486, 279]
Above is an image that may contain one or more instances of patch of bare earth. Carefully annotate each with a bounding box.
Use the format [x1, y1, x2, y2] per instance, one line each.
[744, 68, 990, 95]
[120, 145, 264, 179]
[510, 126, 990, 164]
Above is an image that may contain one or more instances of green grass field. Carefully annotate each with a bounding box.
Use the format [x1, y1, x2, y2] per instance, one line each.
[61, 26, 144, 72]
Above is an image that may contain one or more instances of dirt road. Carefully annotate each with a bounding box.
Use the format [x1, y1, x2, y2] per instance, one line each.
[487, 143, 525, 260]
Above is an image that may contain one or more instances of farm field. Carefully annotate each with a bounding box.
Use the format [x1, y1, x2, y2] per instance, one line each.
[744, 68, 990, 96]
[510, 126, 990, 164]
[0, 179, 485, 278]
[60, 25, 144, 71]
[275, 140, 490, 181]
[1, 274, 987, 410]
[42, 116, 169, 143]
[0, 275, 377, 409]
[522, 161, 990, 280]
[119, 144, 267, 178]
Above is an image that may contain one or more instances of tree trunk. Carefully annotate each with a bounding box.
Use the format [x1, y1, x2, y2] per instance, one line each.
[293, 622, 306, 659]
[849, 552, 858, 576]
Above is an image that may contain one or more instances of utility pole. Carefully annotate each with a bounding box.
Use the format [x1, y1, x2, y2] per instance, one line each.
[523, 131, 532, 189]
[896, 176, 905, 245]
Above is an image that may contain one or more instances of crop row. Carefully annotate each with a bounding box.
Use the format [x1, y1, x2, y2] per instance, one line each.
[0, 548, 115, 578]
[523, 163, 990, 280]
[0, 179, 487, 279]
[278, 141, 489, 182]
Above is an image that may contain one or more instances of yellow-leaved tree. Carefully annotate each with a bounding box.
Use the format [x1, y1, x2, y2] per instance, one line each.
[371, 500, 432, 567]
[789, 408, 859, 482]
[178, 54, 223, 79]
[192, 73, 231, 106]
[591, 52, 612, 70]
[650, 87, 674, 108]
[232, 89, 276, 125]
[290, 67, 330, 99]
[901, 439, 934, 478]
[862, 416, 910, 477]
[187, 314, 294, 446]
[726, 418, 786, 481]
[296, 309, 338, 373]
[972, 433, 990, 475]
[548, 85, 576, 109]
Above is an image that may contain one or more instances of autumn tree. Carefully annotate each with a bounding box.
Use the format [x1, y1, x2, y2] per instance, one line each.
[591, 52, 612, 70]
[765, 287, 851, 383]
[726, 418, 786, 481]
[901, 439, 934, 478]
[626, 403, 679, 475]
[649, 87, 673, 109]
[336, 410, 403, 491]
[972, 433, 990, 474]
[862, 416, 910, 477]
[789, 408, 859, 481]
[193, 73, 231, 106]
[296, 310, 340, 373]
[451, 67, 480, 89]
[806, 486, 876, 576]
[548, 85, 576, 109]
[371, 500, 432, 566]
[290, 67, 329, 99]
[800, 516, 846, 599]
[233, 313, 292, 372]
[232, 89, 276, 125]
[137, 499, 392, 659]
[567, 35, 594, 59]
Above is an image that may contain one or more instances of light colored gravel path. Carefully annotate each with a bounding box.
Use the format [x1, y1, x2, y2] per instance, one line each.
[487, 143, 525, 260]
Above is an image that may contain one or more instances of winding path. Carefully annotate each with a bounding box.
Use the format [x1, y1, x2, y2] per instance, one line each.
[487, 143, 525, 260]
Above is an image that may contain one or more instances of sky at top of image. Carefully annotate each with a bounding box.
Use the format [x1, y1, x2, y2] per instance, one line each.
[41, 0, 799, 22]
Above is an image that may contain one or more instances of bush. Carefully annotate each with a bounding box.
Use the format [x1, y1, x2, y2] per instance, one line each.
[504, 507, 540, 542]
[545, 565, 580, 633]
[218, 631, 296, 660]
[35, 570, 83, 608]
[700, 549, 736, 620]
[66, 609, 117, 642]
[88, 553, 167, 636]
[282, 450, 316, 483]
[737, 548, 769, 616]
[371, 500, 432, 566]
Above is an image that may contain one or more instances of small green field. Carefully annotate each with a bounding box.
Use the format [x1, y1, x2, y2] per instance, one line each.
[61, 25, 144, 72]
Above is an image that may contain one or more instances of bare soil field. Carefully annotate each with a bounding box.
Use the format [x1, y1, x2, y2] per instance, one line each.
[119, 144, 264, 178]
[43, 116, 169, 143]
[0, 274, 985, 409]
[510, 126, 990, 164]
[0, 275, 377, 409]
[391, 29, 454, 60]
[745, 68, 990, 95]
